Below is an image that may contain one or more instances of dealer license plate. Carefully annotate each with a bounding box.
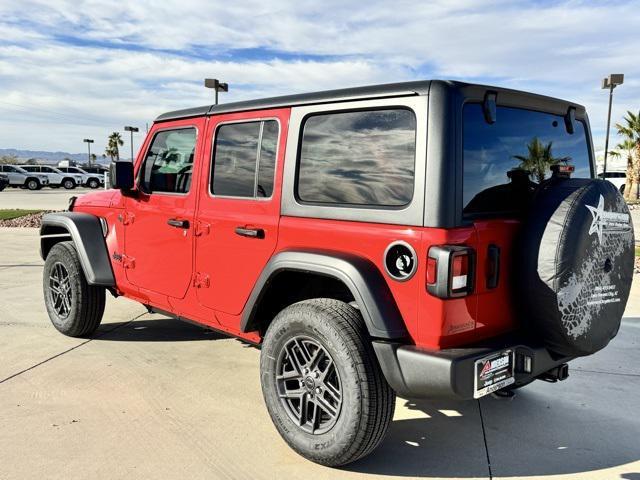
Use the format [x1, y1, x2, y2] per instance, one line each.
[474, 350, 515, 399]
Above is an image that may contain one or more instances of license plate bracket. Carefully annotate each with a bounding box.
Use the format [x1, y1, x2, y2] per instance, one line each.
[474, 349, 515, 399]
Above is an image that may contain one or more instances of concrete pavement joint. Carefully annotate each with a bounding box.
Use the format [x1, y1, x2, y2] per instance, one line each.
[477, 400, 493, 480]
[572, 368, 640, 378]
[0, 312, 146, 385]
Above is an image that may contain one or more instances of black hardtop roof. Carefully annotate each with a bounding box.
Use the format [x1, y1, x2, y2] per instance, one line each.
[154, 79, 585, 123]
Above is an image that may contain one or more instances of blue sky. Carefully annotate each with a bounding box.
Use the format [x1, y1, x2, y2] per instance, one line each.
[0, 0, 638, 167]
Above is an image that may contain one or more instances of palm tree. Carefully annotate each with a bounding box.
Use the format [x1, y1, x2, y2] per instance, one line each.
[513, 137, 571, 183]
[105, 132, 124, 161]
[613, 111, 640, 200]
[608, 138, 635, 196]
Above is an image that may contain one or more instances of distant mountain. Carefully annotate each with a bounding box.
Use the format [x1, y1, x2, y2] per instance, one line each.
[0, 148, 120, 165]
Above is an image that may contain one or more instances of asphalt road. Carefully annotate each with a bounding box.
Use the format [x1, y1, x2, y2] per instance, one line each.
[1, 227, 639, 480]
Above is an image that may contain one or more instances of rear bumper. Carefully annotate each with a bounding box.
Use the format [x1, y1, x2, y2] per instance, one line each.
[373, 340, 571, 399]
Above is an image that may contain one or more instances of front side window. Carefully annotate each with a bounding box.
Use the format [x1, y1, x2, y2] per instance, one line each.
[463, 104, 592, 217]
[296, 108, 416, 207]
[211, 120, 279, 198]
[140, 128, 197, 194]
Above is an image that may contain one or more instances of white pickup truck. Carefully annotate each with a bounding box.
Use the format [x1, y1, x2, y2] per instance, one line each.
[57, 166, 104, 189]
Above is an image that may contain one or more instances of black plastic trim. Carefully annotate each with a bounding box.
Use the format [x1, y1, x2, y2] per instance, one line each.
[40, 212, 115, 287]
[155, 81, 430, 122]
[240, 250, 409, 339]
[372, 340, 572, 399]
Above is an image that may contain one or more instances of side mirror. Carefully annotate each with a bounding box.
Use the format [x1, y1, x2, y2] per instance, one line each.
[110, 161, 134, 191]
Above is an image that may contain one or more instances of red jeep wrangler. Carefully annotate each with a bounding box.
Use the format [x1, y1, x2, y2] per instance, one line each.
[40, 81, 635, 466]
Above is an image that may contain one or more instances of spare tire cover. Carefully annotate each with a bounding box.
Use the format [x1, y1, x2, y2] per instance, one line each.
[519, 178, 635, 357]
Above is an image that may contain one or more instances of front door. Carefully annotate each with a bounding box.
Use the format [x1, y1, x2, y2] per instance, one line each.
[194, 109, 288, 316]
[124, 119, 204, 298]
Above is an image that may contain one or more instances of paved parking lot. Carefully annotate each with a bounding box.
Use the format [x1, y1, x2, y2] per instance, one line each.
[0, 188, 100, 210]
[0, 227, 639, 480]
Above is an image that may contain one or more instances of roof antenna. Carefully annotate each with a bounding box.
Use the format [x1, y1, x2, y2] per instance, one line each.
[483, 91, 497, 124]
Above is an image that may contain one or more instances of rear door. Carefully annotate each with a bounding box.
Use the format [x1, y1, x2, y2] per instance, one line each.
[123, 118, 204, 298]
[194, 109, 288, 316]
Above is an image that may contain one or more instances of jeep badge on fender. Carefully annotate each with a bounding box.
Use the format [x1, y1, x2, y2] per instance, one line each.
[38, 80, 635, 467]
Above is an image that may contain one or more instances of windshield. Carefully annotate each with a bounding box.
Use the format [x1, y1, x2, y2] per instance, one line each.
[463, 104, 592, 217]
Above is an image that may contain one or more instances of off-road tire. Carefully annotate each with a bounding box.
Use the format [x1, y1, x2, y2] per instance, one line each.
[62, 178, 76, 189]
[25, 178, 40, 191]
[88, 178, 100, 189]
[260, 298, 395, 467]
[43, 241, 105, 337]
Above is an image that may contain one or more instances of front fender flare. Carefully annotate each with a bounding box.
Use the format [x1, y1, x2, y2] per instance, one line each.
[40, 212, 115, 287]
[241, 251, 409, 340]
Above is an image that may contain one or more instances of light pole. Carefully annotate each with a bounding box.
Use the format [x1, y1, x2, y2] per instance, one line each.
[601, 74, 624, 174]
[204, 78, 228, 105]
[83, 138, 94, 167]
[124, 126, 139, 162]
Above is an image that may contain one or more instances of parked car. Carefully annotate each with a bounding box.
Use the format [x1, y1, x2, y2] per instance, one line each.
[58, 166, 104, 189]
[82, 166, 109, 178]
[39, 80, 635, 467]
[597, 171, 626, 193]
[0, 164, 49, 190]
[0, 173, 9, 191]
[19, 165, 82, 189]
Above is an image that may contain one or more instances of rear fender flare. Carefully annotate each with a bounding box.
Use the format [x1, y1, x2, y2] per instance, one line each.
[240, 251, 409, 340]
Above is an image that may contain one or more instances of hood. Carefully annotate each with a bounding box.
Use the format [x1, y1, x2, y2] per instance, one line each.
[73, 189, 119, 208]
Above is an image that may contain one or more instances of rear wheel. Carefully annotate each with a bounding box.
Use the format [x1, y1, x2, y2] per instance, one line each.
[25, 178, 40, 191]
[260, 298, 395, 467]
[43, 241, 105, 337]
[62, 178, 76, 189]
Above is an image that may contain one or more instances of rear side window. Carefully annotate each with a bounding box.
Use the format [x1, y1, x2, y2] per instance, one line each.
[211, 120, 279, 198]
[463, 104, 592, 217]
[140, 128, 197, 194]
[296, 108, 416, 207]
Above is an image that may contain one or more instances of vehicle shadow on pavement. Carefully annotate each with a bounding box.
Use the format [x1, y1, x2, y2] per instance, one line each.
[346, 388, 640, 478]
[95, 317, 228, 342]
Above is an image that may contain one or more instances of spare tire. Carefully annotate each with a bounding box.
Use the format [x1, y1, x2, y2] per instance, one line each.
[519, 178, 635, 357]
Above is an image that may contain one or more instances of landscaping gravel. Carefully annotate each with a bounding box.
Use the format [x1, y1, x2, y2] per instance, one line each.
[0, 211, 54, 228]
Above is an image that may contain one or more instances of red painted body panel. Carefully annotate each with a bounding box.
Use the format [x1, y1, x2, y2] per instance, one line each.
[72, 108, 521, 350]
[194, 108, 289, 316]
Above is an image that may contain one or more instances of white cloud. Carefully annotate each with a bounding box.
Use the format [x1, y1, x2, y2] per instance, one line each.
[0, 0, 638, 154]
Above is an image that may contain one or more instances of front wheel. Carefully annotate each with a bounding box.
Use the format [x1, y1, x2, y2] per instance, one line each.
[62, 178, 76, 189]
[260, 298, 395, 467]
[88, 178, 100, 189]
[26, 178, 40, 190]
[43, 241, 105, 337]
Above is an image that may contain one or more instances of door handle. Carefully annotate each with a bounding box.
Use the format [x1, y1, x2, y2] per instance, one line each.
[235, 226, 265, 239]
[167, 218, 190, 229]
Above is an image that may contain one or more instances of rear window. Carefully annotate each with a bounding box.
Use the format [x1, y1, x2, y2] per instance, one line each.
[463, 104, 592, 217]
[296, 108, 416, 208]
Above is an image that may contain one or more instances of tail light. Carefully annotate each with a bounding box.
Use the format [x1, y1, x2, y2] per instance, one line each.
[427, 246, 475, 299]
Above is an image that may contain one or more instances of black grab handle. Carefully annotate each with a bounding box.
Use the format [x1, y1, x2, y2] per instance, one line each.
[167, 218, 190, 229]
[235, 226, 265, 239]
